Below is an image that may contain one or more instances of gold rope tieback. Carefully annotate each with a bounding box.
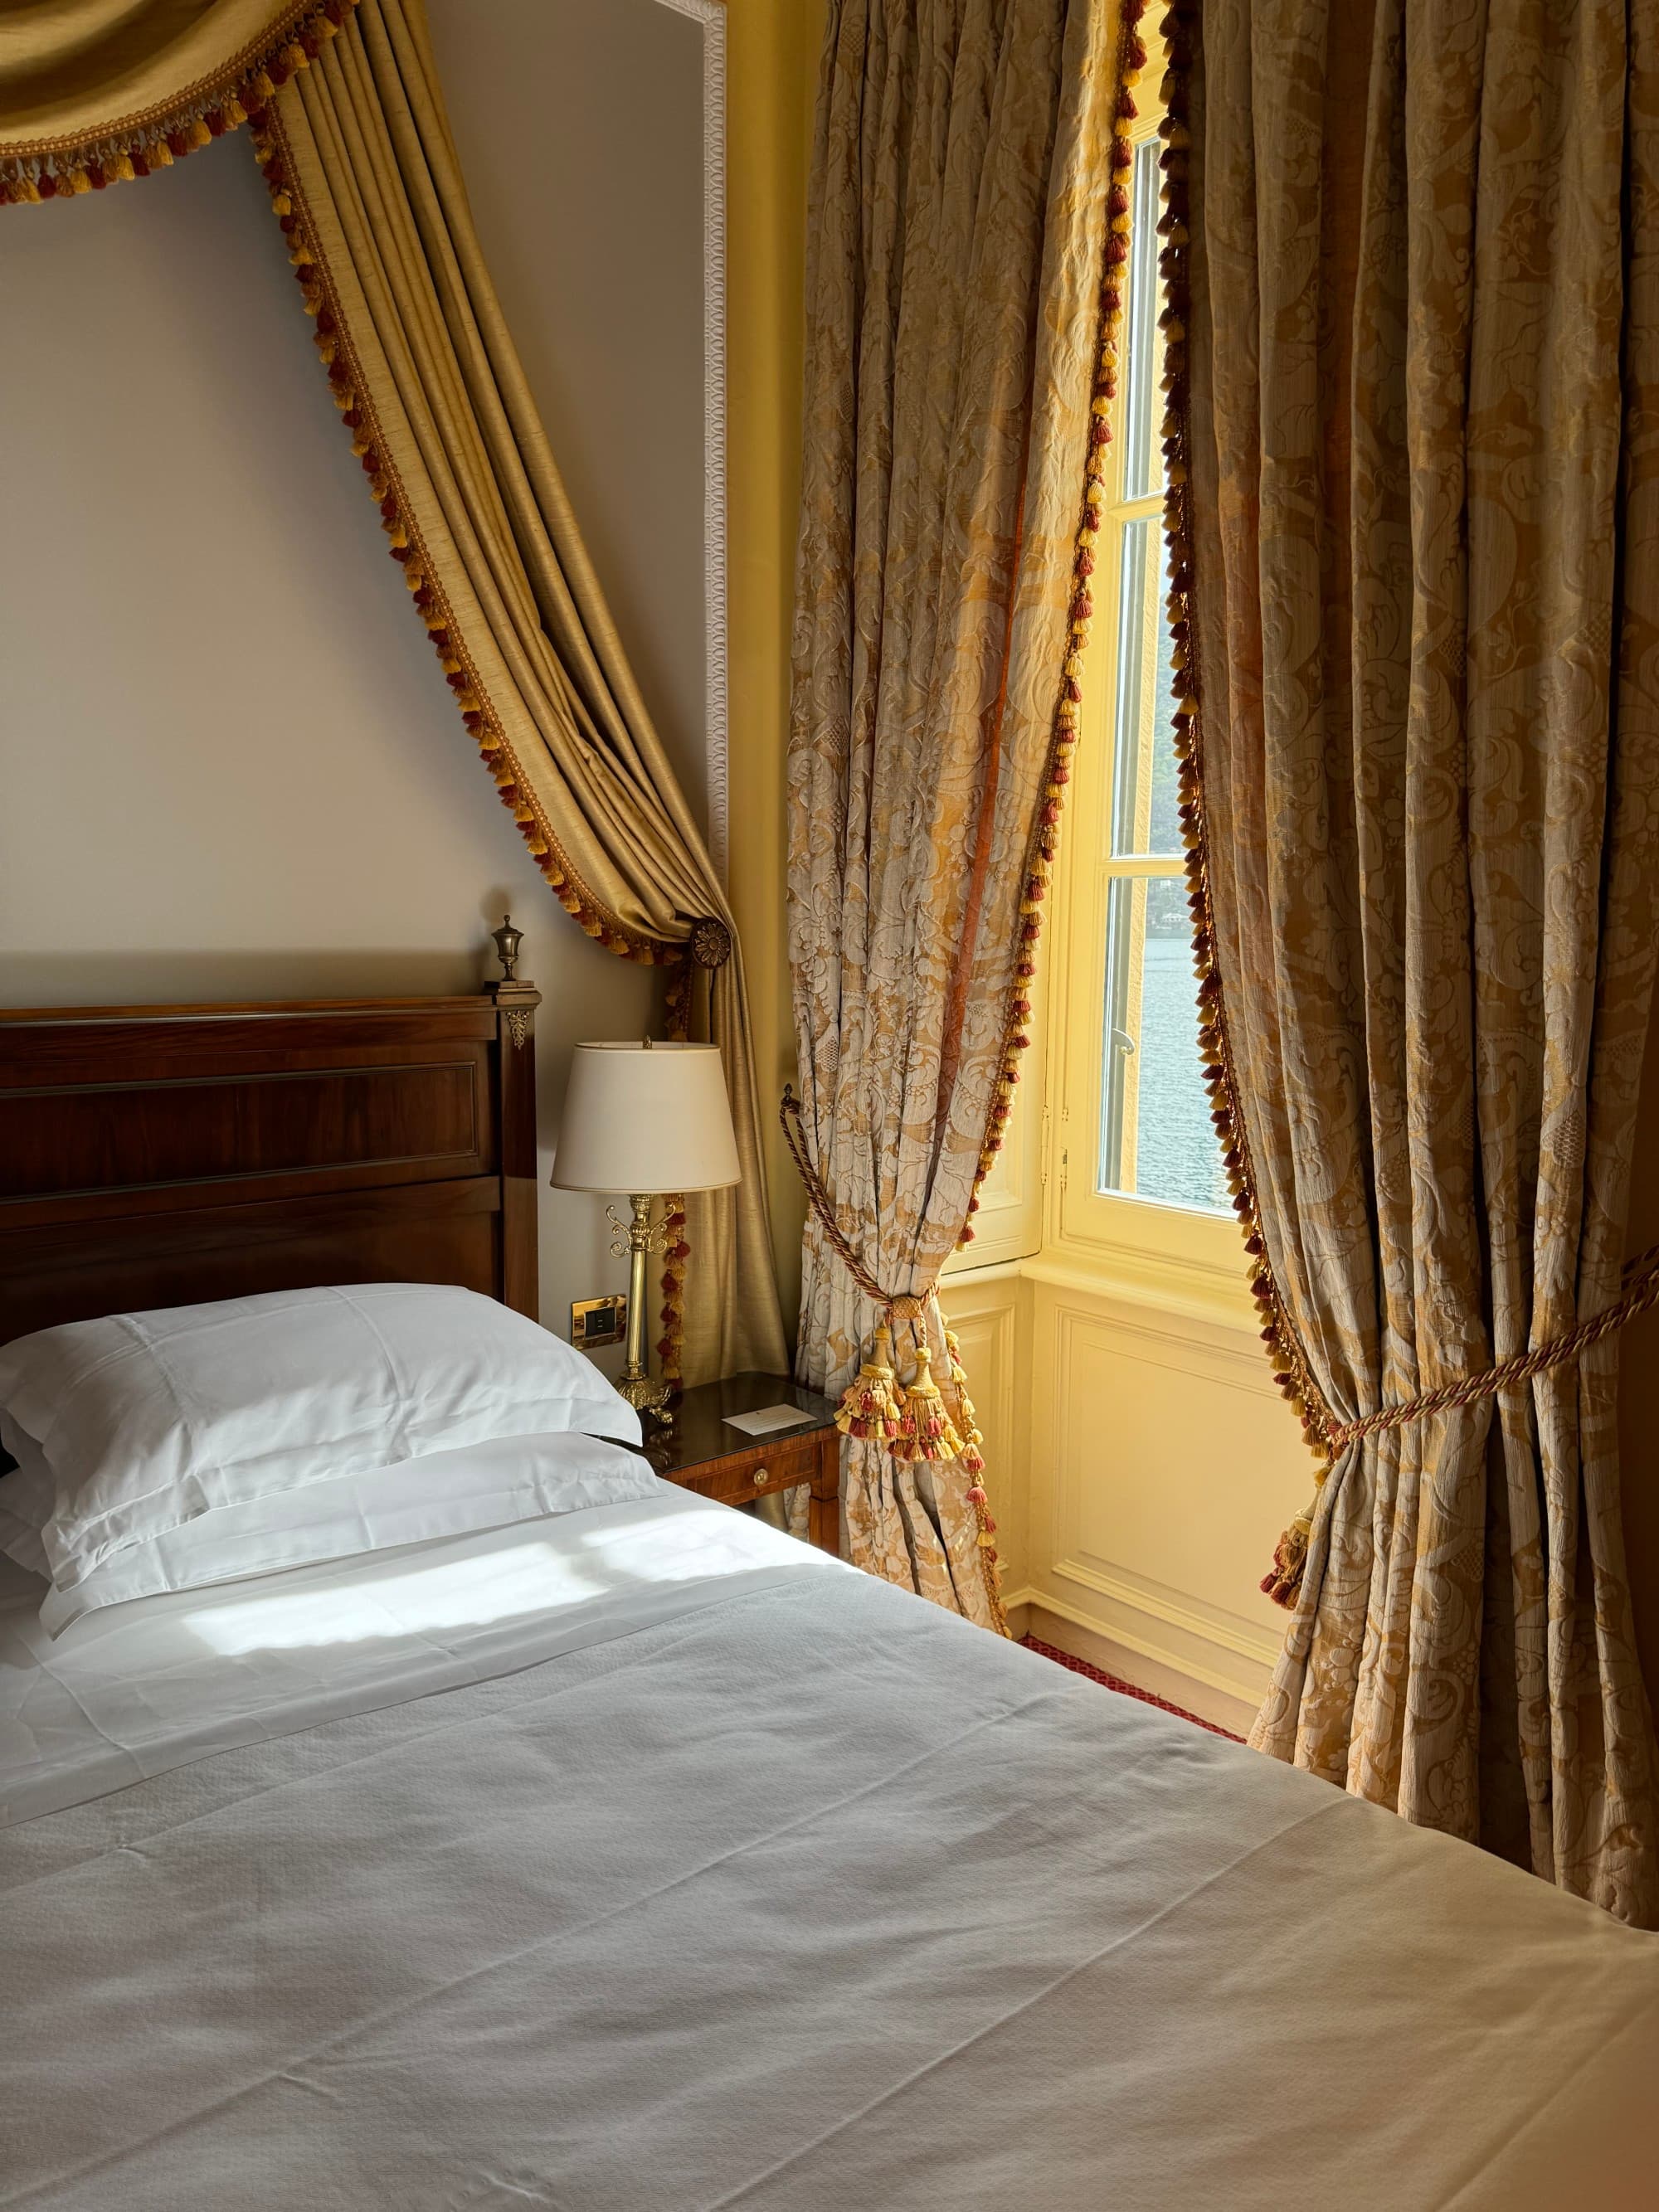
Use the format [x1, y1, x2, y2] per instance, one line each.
[1261, 1237, 1659, 1609]
[780, 1088, 1005, 1632]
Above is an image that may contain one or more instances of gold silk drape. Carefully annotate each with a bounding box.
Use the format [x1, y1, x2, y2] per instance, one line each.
[260, 0, 789, 1390]
[0, 0, 342, 198]
[788, 0, 1120, 1619]
[1167, 0, 1659, 1923]
[2, 0, 786, 1392]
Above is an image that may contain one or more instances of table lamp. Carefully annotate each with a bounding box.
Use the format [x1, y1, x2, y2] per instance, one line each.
[552, 1040, 741, 1412]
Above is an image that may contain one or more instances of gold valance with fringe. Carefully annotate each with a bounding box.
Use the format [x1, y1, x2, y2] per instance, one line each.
[0, 0, 354, 200]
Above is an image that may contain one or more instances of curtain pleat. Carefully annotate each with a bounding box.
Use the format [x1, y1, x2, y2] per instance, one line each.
[788, 0, 1116, 1614]
[1180, 0, 1659, 1923]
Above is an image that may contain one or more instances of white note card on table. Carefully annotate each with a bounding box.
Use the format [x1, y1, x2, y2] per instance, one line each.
[723, 1405, 816, 1437]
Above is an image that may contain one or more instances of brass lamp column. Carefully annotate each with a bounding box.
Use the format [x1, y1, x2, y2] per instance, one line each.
[609, 1192, 672, 1412]
[552, 1038, 742, 1417]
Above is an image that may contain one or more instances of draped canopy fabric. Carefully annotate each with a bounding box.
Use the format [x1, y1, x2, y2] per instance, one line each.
[789, 0, 1117, 1618]
[1171, 0, 1659, 1923]
[264, 0, 789, 1390]
[0, 0, 333, 193]
[2, 0, 786, 1392]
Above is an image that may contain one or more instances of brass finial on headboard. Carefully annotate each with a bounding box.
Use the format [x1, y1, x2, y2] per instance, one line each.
[490, 913, 523, 983]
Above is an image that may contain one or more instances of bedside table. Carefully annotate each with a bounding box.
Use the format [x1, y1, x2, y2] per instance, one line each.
[630, 1372, 840, 1555]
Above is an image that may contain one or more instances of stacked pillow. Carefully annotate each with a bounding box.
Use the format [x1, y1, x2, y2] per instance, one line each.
[0, 1283, 655, 1632]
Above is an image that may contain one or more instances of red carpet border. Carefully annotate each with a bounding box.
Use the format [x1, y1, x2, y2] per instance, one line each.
[1021, 1636, 1243, 1742]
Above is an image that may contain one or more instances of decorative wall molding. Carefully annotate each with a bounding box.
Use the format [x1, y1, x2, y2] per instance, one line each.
[1022, 1244, 1259, 1338]
[653, 0, 728, 880]
[938, 1266, 1025, 1593]
[1024, 1285, 1288, 1715]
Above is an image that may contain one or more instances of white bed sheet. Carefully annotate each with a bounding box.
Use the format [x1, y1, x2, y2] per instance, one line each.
[0, 1484, 840, 1825]
[5, 1488, 1658, 2212]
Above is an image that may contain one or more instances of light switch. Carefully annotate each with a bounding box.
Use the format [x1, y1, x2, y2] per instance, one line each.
[570, 1294, 627, 1349]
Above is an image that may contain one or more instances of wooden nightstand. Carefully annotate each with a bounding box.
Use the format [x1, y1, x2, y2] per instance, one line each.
[630, 1372, 840, 1555]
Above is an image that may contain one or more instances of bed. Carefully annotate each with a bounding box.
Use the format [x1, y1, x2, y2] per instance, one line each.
[3, 990, 1657, 2211]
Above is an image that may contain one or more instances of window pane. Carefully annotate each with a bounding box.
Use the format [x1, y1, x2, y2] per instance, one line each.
[1121, 135, 1162, 503]
[1109, 518, 1182, 858]
[1098, 876, 1228, 1213]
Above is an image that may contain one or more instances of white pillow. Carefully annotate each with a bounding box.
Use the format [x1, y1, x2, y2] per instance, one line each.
[0, 1284, 640, 1593]
[0, 1417, 51, 1580]
[37, 1430, 662, 1636]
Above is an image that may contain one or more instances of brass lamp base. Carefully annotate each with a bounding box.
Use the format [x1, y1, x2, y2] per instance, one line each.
[609, 1194, 673, 1419]
[616, 1369, 670, 1413]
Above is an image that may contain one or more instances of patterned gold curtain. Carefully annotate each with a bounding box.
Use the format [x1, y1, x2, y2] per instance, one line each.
[1167, 0, 1659, 1923]
[788, 0, 1120, 1620]
[1, 0, 786, 1392]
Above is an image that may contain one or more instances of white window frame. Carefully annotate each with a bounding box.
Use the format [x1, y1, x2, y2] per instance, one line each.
[1040, 90, 1247, 1320]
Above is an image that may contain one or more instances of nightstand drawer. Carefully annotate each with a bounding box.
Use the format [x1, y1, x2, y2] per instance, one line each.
[744, 1440, 820, 1495]
[686, 1434, 820, 1510]
[630, 1373, 842, 1555]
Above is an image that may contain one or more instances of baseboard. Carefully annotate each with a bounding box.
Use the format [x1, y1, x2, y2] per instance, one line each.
[1006, 1586, 1261, 1738]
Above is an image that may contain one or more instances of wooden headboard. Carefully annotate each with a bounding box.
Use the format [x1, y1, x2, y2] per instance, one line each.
[0, 983, 541, 1348]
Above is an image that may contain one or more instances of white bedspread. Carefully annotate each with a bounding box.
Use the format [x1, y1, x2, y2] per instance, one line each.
[0, 1487, 833, 1825]
[4, 1491, 1657, 2211]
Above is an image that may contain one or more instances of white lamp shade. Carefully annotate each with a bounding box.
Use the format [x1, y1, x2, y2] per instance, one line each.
[552, 1042, 742, 1195]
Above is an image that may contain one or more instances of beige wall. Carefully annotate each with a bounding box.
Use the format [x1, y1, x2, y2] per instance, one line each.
[427, 0, 712, 834]
[0, 18, 727, 1368]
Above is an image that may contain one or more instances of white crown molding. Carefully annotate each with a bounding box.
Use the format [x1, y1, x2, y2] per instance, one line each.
[651, 0, 728, 882]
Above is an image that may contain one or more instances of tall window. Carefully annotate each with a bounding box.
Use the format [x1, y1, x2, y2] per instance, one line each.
[1096, 131, 1225, 1215]
[1049, 84, 1229, 1257]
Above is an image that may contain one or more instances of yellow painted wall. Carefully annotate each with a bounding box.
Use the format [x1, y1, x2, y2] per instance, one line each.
[725, 0, 825, 1339]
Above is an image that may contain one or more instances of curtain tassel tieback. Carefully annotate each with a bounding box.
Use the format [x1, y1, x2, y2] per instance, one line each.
[836, 1324, 908, 1446]
[780, 1087, 1007, 1631]
[892, 1342, 965, 1466]
[1262, 1236, 1659, 1610]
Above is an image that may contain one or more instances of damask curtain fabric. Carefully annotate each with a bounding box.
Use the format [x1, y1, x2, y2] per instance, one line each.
[789, 0, 1115, 1617]
[1175, 0, 1659, 1923]
[255, 0, 786, 1389]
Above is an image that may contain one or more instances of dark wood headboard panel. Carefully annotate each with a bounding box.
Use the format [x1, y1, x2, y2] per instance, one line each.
[0, 983, 541, 1347]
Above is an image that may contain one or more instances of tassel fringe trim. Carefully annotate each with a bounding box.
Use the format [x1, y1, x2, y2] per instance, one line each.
[959, 0, 1145, 1244]
[654, 959, 694, 1394]
[1259, 1510, 1313, 1607]
[247, 108, 672, 971]
[1, 1, 359, 202]
[1156, 0, 1340, 1611]
[780, 1091, 1008, 1635]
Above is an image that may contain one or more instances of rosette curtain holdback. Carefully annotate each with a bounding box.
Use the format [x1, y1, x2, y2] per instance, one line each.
[1, 0, 787, 1395]
[787, 0, 1149, 1627]
[1162, 0, 1659, 1923]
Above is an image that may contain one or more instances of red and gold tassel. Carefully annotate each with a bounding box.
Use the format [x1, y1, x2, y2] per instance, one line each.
[1259, 1509, 1313, 1607]
[890, 1343, 964, 1466]
[655, 954, 693, 1393]
[834, 1325, 910, 1445]
[1, 0, 358, 211]
[941, 1328, 985, 1475]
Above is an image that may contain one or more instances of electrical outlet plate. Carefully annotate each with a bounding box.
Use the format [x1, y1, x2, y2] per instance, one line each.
[571, 1294, 627, 1349]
